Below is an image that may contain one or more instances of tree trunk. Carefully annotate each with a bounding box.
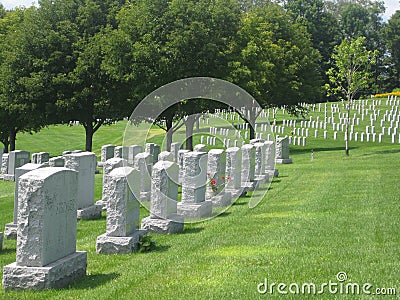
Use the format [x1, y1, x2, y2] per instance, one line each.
[9, 129, 17, 152]
[184, 114, 197, 151]
[84, 123, 94, 152]
[345, 102, 351, 156]
[166, 118, 173, 152]
[1, 138, 9, 153]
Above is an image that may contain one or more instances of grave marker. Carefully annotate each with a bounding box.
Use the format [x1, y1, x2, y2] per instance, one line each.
[2, 167, 87, 290]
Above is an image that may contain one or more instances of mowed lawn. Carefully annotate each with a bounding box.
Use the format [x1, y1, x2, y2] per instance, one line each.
[0, 116, 399, 299]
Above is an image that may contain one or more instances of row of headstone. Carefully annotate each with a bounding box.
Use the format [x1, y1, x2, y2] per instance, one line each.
[5, 150, 102, 241]
[0, 150, 30, 181]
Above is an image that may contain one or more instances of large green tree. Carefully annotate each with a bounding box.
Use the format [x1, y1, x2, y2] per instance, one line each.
[326, 36, 378, 156]
[385, 11, 400, 90]
[0, 7, 51, 152]
[228, 3, 322, 138]
[111, 0, 241, 150]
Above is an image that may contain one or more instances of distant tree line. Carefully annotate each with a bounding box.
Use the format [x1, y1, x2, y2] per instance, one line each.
[0, 0, 398, 152]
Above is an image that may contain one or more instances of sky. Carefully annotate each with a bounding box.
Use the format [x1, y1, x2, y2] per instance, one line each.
[1, 0, 399, 20]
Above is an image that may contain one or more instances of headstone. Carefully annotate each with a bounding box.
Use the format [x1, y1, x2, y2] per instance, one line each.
[145, 143, 161, 164]
[158, 151, 174, 162]
[48, 156, 65, 167]
[114, 146, 129, 160]
[134, 152, 153, 202]
[0, 153, 9, 177]
[170, 142, 182, 162]
[31, 152, 50, 164]
[98, 144, 115, 167]
[6, 150, 30, 181]
[177, 152, 212, 218]
[4, 163, 44, 240]
[128, 145, 142, 165]
[96, 158, 126, 209]
[2, 168, 87, 290]
[253, 142, 268, 185]
[206, 149, 231, 207]
[178, 149, 190, 184]
[194, 144, 207, 152]
[225, 147, 243, 198]
[96, 167, 146, 254]
[64, 152, 102, 220]
[141, 161, 184, 234]
[275, 137, 292, 164]
[241, 144, 256, 192]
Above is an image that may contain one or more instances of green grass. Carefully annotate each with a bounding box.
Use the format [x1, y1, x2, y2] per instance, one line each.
[0, 101, 399, 299]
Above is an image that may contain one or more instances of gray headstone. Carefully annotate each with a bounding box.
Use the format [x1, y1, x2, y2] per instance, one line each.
[1, 153, 9, 175]
[177, 151, 212, 218]
[194, 144, 207, 152]
[101, 144, 115, 163]
[241, 144, 256, 190]
[225, 147, 242, 198]
[96, 167, 146, 254]
[276, 137, 292, 164]
[170, 142, 182, 162]
[2, 167, 87, 290]
[8, 150, 30, 175]
[49, 156, 65, 167]
[158, 151, 174, 162]
[98, 158, 126, 209]
[206, 149, 231, 207]
[114, 146, 129, 160]
[31, 152, 49, 164]
[177, 149, 190, 183]
[128, 145, 142, 165]
[264, 141, 278, 177]
[134, 152, 153, 201]
[64, 152, 101, 219]
[4, 163, 44, 240]
[145, 143, 161, 164]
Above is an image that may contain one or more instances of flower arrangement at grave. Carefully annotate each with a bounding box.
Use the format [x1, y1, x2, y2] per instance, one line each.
[208, 173, 231, 193]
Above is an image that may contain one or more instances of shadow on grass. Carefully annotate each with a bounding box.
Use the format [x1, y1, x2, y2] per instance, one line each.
[232, 200, 247, 206]
[182, 227, 204, 235]
[290, 146, 357, 154]
[362, 148, 400, 156]
[150, 245, 171, 253]
[68, 273, 120, 290]
[0, 248, 15, 255]
[215, 211, 231, 218]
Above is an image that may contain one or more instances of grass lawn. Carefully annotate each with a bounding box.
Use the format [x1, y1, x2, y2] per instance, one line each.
[0, 101, 399, 299]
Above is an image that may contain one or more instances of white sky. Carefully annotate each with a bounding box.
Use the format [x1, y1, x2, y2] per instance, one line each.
[1, 0, 399, 20]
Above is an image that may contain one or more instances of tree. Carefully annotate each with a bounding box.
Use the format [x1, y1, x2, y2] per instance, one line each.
[33, 0, 133, 151]
[326, 0, 386, 93]
[284, 0, 340, 99]
[0, 7, 50, 152]
[112, 0, 241, 150]
[228, 3, 322, 138]
[385, 11, 400, 90]
[326, 36, 378, 156]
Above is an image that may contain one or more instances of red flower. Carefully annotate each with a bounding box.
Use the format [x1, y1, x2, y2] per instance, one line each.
[211, 179, 217, 185]
[221, 176, 225, 180]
